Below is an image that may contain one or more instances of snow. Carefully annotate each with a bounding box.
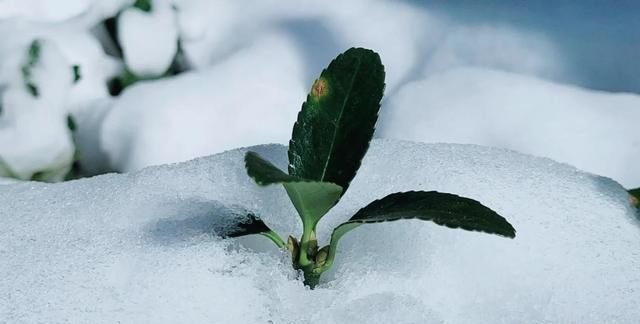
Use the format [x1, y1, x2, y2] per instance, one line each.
[381, 67, 640, 188]
[2, 0, 578, 182]
[1, 139, 638, 323]
[118, 1, 179, 77]
[0, 0, 91, 23]
[101, 32, 307, 171]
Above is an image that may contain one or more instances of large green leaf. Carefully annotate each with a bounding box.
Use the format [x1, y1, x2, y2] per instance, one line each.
[629, 188, 640, 207]
[320, 191, 515, 271]
[288, 47, 385, 196]
[245, 151, 342, 227]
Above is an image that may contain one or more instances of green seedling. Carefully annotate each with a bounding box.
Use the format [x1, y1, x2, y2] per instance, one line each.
[227, 47, 515, 288]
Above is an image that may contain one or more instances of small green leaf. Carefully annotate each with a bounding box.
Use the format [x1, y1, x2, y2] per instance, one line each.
[323, 191, 515, 270]
[288, 47, 385, 197]
[245, 151, 343, 228]
[223, 213, 285, 248]
[629, 188, 640, 207]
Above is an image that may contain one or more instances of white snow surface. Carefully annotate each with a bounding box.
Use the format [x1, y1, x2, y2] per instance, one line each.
[381, 67, 640, 188]
[1, 139, 638, 323]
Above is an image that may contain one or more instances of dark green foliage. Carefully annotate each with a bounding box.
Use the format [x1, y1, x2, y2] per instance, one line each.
[288, 48, 385, 196]
[340, 191, 515, 237]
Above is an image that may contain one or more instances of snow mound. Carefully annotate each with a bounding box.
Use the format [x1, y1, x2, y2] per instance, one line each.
[119, 1, 179, 77]
[381, 67, 640, 188]
[1, 139, 638, 323]
[101, 32, 306, 171]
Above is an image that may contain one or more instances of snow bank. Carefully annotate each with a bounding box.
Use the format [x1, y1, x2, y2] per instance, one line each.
[1, 139, 638, 323]
[2, 0, 569, 179]
[381, 67, 640, 188]
[101, 32, 307, 171]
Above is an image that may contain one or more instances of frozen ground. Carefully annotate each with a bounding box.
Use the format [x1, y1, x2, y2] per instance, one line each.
[1, 140, 638, 323]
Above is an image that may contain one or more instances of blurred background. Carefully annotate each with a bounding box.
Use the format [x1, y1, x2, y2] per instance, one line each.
[0, 0, 638, 187]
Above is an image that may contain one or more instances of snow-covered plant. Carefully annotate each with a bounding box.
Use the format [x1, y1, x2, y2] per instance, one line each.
[0, 39, 80, 182]
[229, 48, 516, 288]
[103, 0, 186, 95]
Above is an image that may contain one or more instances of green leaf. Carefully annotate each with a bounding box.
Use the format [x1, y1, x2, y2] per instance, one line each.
[245, 151, 342, 227]
[323, 191, 515, 270]
[245, 151, 299, 185]
[288, 47, 385, 197]
[223, 213, 285, 248]
[283, 181, 342, 229]
[629, 188, 640, 207]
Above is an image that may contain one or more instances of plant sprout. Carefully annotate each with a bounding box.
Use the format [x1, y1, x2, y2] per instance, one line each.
[226, 47, 516, 288]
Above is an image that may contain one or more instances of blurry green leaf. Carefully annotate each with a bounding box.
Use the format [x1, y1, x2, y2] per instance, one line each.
[66, 115, 77, 133]
[133, 0, 152, 12]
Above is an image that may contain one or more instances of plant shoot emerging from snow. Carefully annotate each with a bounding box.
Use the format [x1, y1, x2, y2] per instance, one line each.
[224, 48, 516, 288]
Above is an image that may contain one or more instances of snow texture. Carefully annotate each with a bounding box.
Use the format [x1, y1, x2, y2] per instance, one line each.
[381, 67, 640, 188]
[1, 139, 638, 323]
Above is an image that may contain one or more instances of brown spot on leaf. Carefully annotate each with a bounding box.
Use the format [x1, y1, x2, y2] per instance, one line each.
[311, 78, 328, 99]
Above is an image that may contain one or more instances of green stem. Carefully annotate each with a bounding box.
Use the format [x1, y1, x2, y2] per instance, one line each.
[259, 230, 286, 249]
